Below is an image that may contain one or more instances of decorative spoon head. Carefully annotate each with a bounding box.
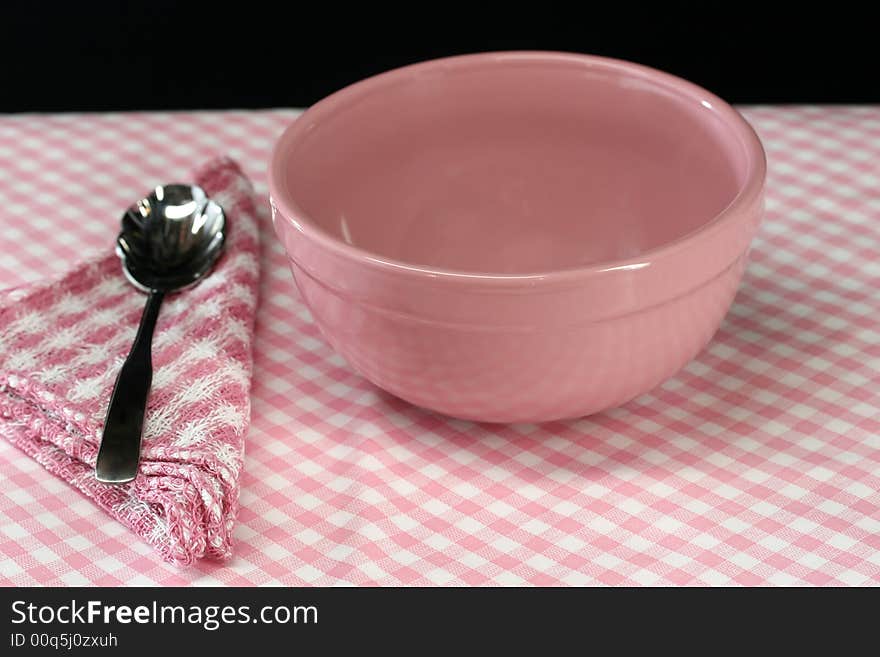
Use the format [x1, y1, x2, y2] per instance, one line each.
[116, 184, 226, 293]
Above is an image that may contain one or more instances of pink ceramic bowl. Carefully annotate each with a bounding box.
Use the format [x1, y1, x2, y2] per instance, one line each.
[269, 52, 766, 423]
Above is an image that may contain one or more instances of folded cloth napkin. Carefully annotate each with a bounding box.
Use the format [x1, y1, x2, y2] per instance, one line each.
[0, 157, 259, 565]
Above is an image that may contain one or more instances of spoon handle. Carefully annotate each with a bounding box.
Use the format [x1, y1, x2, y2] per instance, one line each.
[95, 290, 164, 484]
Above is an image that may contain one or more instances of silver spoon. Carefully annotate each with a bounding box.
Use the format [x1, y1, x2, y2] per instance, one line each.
[94, 184, 226, 484]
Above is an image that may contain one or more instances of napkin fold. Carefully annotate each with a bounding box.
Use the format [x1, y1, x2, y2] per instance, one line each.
[0, 157, 259, 565]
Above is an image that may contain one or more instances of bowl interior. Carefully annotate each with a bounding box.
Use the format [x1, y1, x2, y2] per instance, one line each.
[278, 55, 751, 274]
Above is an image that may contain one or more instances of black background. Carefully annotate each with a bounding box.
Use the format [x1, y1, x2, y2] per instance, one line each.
[2, 1, 877, 113]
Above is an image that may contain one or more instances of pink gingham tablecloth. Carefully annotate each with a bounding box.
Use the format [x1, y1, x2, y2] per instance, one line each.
[0, 107, 878, 586]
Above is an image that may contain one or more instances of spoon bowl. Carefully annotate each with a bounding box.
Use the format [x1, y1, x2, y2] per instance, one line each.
[117, 184, 225, 292]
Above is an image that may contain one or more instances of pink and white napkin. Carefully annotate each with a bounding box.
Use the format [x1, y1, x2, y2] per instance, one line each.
[0, 157, 259, 565]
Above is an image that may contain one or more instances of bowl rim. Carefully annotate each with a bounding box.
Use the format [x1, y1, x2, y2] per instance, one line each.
[269, 51, 767, 286]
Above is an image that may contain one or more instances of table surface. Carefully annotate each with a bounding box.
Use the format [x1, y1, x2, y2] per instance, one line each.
[0, 107, 878, 586]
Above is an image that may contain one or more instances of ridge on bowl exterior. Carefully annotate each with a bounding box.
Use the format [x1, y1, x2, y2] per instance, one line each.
[269, 52, 766, 423]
